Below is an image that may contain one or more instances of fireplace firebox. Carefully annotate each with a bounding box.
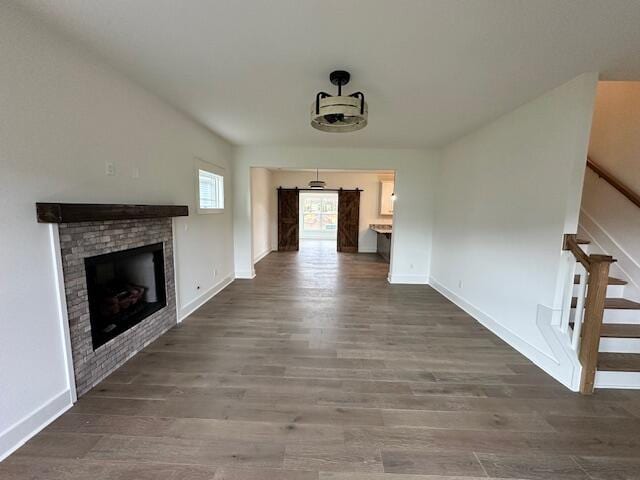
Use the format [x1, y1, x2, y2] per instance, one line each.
[85, 242, 166, 350]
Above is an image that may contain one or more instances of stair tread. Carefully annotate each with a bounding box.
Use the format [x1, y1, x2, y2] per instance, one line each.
[576, 238, 591, 244]
[598, 353, 640, 372]
[573, 275, 627, 285]
[604, 298, 640, 309]
[600, 324, 640, 338]
[571, 297, 640, 310]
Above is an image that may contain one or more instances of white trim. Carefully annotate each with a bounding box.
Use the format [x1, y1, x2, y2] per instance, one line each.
[358, 247, 378, 254]
[580, 208, 640, 300]
[429, 276, 580, 391]
[595, 370, 640, 389]
[178, 275, 234, 322]
[48, 225, 77, 402]
[172, 218, 183, 323]
[581, 209, 640, 273]
[235, 270, 256, 279]
[253, 248, 273, 265]
[195, 157, 226, 214]
[0, 389, 72, 462]
[387, 273, 429, 284]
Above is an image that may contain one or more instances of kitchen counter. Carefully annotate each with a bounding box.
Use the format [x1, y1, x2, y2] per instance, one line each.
[370, 224, 392, 262]
[370, 224, 392, 235]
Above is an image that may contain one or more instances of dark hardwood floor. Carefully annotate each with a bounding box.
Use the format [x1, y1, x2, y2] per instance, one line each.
[3, 239, 640, 479]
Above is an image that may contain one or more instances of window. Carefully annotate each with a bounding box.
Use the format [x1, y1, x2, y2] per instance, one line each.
[198, 169, 224, 212]
[300, 192, 338, 239]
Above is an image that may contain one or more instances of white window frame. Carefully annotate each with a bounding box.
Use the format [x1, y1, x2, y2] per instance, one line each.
[195, 159, 225, 214]
[299, 191, 338, 240]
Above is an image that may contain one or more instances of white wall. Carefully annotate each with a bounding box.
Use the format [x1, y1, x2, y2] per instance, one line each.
[581, 82, 640, 300]
[589, 82, 640, 192]
[250, 167, 273, 262]
[0, 4, 234, 460]
[580, 170, 640, 302]
[234, 147, 438, 282]
[268, 170, 393, 252]
[431, 74, 598, 377]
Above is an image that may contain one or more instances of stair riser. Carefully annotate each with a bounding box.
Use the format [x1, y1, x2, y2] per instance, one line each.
[572, 284, 625, 298]
[600, 338, 640, 354]
[579, 244, 594, 255]
[604, 309, 640, 324]
[579, 244, 610, 256]
[595, 370, 640, 389]
[570, 309, 640, 324]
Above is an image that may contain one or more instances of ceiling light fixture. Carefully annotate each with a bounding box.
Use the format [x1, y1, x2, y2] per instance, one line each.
[308, 169, 326, 189]
[311, 70, 367, 133]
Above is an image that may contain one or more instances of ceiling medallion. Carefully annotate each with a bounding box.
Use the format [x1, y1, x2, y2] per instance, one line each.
[311, 70, 367, 133]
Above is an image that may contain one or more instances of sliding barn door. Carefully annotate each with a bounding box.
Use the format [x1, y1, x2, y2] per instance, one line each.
[277, 188, 299, 251]
[337, 189, 360, 253]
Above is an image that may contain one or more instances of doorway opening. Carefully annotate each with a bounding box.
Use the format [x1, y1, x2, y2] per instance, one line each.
[249, 167, 395, 278]
[299, 191, 338, 251]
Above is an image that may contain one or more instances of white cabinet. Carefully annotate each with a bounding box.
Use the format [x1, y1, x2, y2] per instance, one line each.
[379, 180, 394, 216]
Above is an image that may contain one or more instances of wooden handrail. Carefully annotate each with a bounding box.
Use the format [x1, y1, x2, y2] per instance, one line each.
[563, 234, 615, 268]
[562, 234, 616, 394]
[563, 234, 591, 269]
[587, 157, 640, 210]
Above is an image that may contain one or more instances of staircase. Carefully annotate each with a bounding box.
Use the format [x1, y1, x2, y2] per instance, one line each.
[567, 238, 640, 391]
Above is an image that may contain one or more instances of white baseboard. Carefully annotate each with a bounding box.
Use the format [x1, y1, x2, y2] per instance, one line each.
[178, 275, 234, 322]
[429, 277, 577, 390]
[388, 273, 429, 284]
[253, 248, 273, 265]
[595, 370, 640, 389]
[358, 248, 378, 254]
[235, 270, 256, 280]
[0, 389, 72, 462]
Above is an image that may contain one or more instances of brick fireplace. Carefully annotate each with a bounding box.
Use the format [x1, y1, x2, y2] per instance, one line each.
[37, 203, 188, 397]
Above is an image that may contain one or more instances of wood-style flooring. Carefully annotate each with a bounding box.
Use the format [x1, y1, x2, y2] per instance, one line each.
[3, 239, 640, 479]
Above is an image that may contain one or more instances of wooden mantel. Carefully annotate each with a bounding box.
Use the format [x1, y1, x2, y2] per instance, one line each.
[36, 203, 189, 223]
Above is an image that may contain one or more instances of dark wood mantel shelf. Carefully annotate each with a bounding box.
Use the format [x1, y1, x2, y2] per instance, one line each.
[36, 203, 189, 223]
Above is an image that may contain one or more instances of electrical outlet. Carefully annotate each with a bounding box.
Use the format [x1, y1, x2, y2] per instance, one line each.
[213, 268, 218, 278]
[105, 162, 115, 176]
[458, 280, 463, 289]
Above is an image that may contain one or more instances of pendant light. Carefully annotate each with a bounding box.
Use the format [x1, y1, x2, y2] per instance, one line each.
[311, 70, 368, 133]
[308, 169, 326, 189]
[391, 171, 396, 201]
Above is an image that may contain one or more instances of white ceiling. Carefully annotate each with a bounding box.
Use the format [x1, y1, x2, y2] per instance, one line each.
[16, 0, 640, 148]
[267, 168, 394, 174]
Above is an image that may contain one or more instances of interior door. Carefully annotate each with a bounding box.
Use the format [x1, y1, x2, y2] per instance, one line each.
[277, 188, 299, 251]
[337, 189, 360, 253]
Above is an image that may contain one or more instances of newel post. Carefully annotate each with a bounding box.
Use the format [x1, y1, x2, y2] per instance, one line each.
[579, 255, 614, 394]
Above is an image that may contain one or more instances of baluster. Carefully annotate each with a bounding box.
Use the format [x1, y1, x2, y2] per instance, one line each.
[571, 263, 588, 349]
[561, 259, 578, 334]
